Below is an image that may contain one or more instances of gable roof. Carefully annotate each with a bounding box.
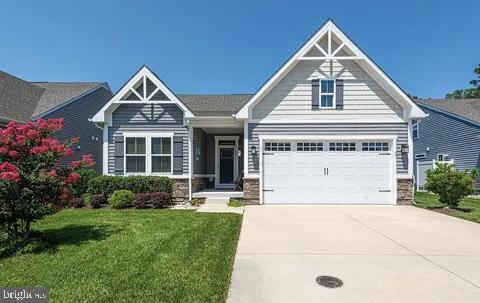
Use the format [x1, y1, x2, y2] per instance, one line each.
[31, 82, 104, 117]
[0, 71, 44, 122]
[0, 70, 110, 123]
[91, 65, 194, 123]
[415, 99, 480, 124]
[235, 19, 427, 120]
[177, 94, 252, 116]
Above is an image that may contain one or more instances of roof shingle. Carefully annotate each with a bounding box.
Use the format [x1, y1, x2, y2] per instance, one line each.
[176, 94, 253, 116]
[31, 82, 103, 117]
[0, 70, 106, 122]
[415, 98, 480, 124]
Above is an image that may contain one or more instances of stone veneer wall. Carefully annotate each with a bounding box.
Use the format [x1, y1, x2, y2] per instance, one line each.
[397, 178, 414, 205]
[172, 179, 189, 203]
[243, 178, 260, 205]
[192, 177, 208, 193]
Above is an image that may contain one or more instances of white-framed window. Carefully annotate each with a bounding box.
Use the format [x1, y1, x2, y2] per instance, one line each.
[437, 154, 448, 162]
[264, 142, 291, 152]
[297, 142, 323, 151]
[329, 142, 356, 151]
[124, 132, 174, 175]
[361, 142, 389, 152]
[415, 153, 426, 160]
[412, 119, 419, 139]
[151, 137, 172, 173]
[320, 79, 335, 108]
[125, 137, 146, 173]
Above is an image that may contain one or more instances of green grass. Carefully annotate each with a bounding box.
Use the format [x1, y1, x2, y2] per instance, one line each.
[0, 209, 242, 303]
[414, 191, 480, 223]
[227, 199, 244, 208]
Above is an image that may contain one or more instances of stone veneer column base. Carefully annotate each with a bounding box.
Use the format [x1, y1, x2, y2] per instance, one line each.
[192, 177, 208, 192]
[397, 177, 414, 205]
[172, 179, 189, 203]
[243, 178, 260, 205]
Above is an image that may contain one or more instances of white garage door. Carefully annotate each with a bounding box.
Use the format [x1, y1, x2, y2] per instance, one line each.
[262, 141, 395, 204]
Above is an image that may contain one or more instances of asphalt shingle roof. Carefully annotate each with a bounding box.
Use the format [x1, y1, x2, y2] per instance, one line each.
[0, 70, 105, 122]
[31, 82, 102, 117]
[0, 71, 44, 122]
[177, 94, 253, 116]
[415, 98, 480, 124]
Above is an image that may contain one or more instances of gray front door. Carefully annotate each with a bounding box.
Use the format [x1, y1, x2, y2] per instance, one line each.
[219, 147, 235, 185]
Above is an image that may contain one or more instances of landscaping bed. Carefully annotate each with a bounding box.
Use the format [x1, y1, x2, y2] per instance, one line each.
[0, 209, 242, 303]
[414, 191, 480, 223]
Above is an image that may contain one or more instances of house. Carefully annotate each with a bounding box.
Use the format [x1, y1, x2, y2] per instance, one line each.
[0, 70, 112, 172]
[92, 20, 426, 205]
[413, 98, 480, 189]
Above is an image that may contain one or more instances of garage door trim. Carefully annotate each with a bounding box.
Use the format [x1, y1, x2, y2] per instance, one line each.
[258, 135, 398, 205]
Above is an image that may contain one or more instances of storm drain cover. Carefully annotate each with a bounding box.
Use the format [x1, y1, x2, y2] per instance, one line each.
[316, 276, 343, 288]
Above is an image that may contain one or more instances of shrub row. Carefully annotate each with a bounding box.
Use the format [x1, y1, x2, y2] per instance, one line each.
[133, 192, 172, 209]
[87, 176, 173, 196]
[75, 191, 172, 209]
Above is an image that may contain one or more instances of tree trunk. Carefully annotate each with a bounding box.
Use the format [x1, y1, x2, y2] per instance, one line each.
[23, 220, 31, 239]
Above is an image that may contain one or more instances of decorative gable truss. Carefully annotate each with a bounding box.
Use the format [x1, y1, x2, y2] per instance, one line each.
[236, 20, 427, 120]
[91, 66, 193, 125]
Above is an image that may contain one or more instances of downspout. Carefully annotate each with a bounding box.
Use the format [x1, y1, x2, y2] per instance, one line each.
[187, 119, 193, 201]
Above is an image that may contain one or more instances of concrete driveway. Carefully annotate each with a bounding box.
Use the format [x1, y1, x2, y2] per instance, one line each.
[228, 205, 480, 303]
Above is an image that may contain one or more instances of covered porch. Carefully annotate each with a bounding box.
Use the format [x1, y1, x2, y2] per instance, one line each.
[188, 117, 245, 195]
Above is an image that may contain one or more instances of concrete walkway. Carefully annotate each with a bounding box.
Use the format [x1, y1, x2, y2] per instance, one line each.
[228, 205, 480, 303]
[196, 203, 244, 214]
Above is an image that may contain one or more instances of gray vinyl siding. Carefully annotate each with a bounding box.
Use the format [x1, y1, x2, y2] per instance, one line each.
[413, 106, 480, 178]
[42, 87, 112, 173]
[252, 60, 403, 121]
[206, 134, 215, 175]
[108, 103, 188, 175]
[193, 128, 206, 174]
[248, 123, 408, 174]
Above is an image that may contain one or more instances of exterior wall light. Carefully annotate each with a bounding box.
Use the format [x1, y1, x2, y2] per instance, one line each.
[401, 144, 409, 154]
[251, 146, 257, 155]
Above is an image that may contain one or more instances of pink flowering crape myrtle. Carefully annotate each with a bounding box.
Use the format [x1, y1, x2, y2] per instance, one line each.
[0, 118, 94, 239]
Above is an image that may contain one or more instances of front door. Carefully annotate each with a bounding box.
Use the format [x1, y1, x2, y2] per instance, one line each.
[219, 147, 235, 186]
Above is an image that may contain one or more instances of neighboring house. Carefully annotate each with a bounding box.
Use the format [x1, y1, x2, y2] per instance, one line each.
[413, 98, 480, 189]
[92, 20, 426, 205]
[0, 70, 112, 172]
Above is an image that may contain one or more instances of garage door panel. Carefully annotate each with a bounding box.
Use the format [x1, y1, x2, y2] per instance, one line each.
[263, 141, 394, 204]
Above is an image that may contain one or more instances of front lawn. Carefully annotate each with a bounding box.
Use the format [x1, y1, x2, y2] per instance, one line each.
[414, 191, 480, 223]
[0, 209, 242, 303]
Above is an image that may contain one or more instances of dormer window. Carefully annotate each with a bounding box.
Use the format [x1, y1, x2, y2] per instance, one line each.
[320, 79, 335, 108]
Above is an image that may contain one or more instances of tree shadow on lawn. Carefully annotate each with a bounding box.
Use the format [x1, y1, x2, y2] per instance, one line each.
[0, 224, 121, 259]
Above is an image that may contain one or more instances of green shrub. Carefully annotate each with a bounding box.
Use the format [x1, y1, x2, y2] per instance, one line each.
[87, 176, 173, 196]
[71, 169, 98, 197]
[108, 190, 134, 209]
[83, 193, 92, 206]
[424, 163, 476, 208]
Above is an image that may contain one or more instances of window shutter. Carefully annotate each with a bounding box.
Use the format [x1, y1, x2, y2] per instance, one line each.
[113, 136, 124, 175]
[311, 78, 319, 109]
[336, 79, 344, 109]
[173, 136, 183, 175]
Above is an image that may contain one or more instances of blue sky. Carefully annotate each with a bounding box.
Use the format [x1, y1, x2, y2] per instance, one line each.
[0, 0, 478, 98]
